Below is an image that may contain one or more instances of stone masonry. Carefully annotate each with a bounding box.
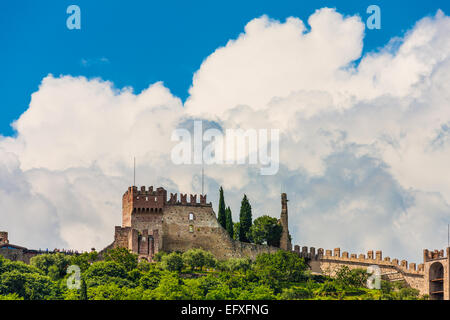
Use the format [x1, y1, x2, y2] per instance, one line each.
[106, 186, 281, 262]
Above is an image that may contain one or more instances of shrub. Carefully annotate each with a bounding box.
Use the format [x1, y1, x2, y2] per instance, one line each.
[161, 252, 184, 272]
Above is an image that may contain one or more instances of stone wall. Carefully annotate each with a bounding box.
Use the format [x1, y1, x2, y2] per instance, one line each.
[161, 204, 279, 260]
[0, 247, 37, 264]
[294, 245, 427, 295]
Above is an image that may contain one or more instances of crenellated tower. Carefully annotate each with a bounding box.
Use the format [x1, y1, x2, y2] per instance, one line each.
[279, 193, 292, 251]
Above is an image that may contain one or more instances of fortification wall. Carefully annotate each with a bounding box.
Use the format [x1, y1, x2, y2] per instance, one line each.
[161, 202, 279, 260]
[293, 246, 427, 294]
[0, 248, 36, 264]
[113, 226, 131, 249]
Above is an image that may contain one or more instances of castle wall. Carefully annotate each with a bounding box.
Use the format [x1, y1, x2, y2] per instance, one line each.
[113, 226, 131, 249]
[161, 203, 279, 260]
[0, 247, 37, 264]
[295, 246, 428, 295]
[131, 212, 163, 234]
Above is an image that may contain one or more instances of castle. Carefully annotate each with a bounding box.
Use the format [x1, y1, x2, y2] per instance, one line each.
[103, 186, 289, 261]
[1, 185, 449, 300]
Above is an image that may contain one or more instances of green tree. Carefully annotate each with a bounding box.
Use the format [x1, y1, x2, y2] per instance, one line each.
[30, 253, 71, 280]
[233, 222, 240, 240]
[253, 251, 307, 292]
[103, 247, 138, 272]
[225, 206, 234, 238]
[239, 194, 252, 242]
[219, 258, 251, 273]
[249, 215, 283, 246]
[80, 279, 88, 300]
[161, 252, 184, 272]
[70, 251, 99, 272]
[334, 266, 369, 288]
[182, 248, 216, 271]
[0, 270, 58, 300]
[84, 261, 128, 279]
[217, 186, 226, 228]
[139, 270, 162, 290]
[152, 272, 189, 300]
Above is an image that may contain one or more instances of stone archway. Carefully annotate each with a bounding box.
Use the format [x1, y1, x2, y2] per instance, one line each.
[429, 262, 444, 300]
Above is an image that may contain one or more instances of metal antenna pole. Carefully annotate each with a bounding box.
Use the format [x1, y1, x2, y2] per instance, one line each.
[201, 164, 204, 195]
[133, 157, 136, 187]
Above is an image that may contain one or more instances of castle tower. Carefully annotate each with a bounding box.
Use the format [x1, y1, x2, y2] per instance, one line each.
[122, 186, 167, 227]
[279, 193, 292, 251]
[423, 247, 450, 300]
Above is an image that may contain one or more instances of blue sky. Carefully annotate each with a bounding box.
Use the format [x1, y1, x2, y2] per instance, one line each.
[0, 0, 449, 136]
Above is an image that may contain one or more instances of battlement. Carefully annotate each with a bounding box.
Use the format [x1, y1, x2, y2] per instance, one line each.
[123, 186, 211, 212]
[293, 245, 425, 275]
[423, 248, 447, 262]
[168, 192, 210, 206]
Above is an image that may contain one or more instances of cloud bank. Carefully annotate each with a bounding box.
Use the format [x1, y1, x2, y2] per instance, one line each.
[1, 8, 450, 261]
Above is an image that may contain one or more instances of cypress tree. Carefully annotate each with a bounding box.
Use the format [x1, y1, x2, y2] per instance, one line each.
[217, 186, 226, 228]
[225, 206, 234, 238]
[80, 279, 88, 300]
[239, 194, 252, 242]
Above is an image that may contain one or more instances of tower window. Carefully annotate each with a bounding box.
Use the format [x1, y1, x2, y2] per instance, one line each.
[189, 213, 194, 221]
[189, 225, 194, 233]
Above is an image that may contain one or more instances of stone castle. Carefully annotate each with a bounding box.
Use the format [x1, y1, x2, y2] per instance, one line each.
[1, 185, 449, 300]
[103, 186, 288, 261]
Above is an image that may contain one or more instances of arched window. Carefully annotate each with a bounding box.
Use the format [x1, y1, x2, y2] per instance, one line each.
[189, 213, 195, 221]
[430, 262, 444, 300]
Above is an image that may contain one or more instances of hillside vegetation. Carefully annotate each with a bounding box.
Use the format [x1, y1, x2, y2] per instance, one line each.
[0, 248, 426, 300]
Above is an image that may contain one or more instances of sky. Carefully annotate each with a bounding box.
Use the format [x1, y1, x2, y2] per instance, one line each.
[1, 1, 450, 262]
[0, 0, 447, 136]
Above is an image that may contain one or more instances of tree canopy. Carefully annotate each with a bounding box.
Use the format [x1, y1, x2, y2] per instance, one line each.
[239, 194, 252, 242]
[249, 215, 283, 247]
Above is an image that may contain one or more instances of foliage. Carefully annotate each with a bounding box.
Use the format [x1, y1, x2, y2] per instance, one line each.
[0, 293, 23, 300]
[30, 253, 71, 280]
[0, 270, 58, 300]
[217, 258, 251, 273]
[249, 215, 283, 247]
[70, 251, 99, 272]
[254, 250, 308, 284]
[225, 206, 234, 238]
[238, 194, 252, 242]
[80, 279, 88, 300]
[84, 261, 128, 279]
[152, 251, 167, 262]
[182, 248, 216, 271]
[233, 222, 240, 240]
[103, 247, 138, 272]
[161, 252, 184, 272]
[334, 266, 369, 288]
[0, 250, 427, 300]
[217, 186, 227, 229]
